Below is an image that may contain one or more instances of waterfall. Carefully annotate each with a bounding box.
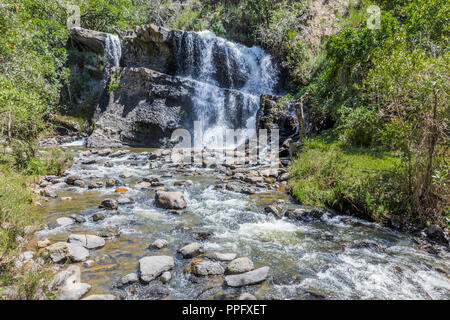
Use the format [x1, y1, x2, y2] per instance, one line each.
[174, 31, 280, 148]
[104, 33, 122, 78]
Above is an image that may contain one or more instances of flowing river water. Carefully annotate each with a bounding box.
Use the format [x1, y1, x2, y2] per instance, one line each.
[32, 146, 450, 300]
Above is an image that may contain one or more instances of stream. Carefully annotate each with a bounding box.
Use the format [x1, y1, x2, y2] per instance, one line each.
[32, 146, 450, 300]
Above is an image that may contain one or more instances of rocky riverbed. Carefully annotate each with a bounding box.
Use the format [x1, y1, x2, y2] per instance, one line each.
[24, 146, 450, 300]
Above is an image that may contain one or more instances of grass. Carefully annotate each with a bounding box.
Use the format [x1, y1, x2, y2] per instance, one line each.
[0, 146, 73, 299]
[289, 131, 403, 223]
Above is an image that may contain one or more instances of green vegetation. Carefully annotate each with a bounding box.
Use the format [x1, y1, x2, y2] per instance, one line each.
[290, 0, 449, 227]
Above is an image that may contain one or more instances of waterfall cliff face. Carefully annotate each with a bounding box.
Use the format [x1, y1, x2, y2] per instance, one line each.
[173, 31, 280, 147]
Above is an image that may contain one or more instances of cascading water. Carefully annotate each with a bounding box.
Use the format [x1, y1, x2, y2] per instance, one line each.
[103, 33, 122, 79]
[174, 31, 280, 148]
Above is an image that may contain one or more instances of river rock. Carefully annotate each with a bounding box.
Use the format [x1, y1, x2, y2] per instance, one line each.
[204, 252, 237, 261]
[160, 271, 172, 284]
[68, 234, 106, 249]
[92, 212, 106, 222]
[134, 181, 151, 189]
[118, 197, 135, 205]
[98, 148, 112, 156]
[70, 214, 86, 223]
[150, 239, 168, 249]
[48, 217, 75, 229]
[82, 294, 116, 300]
[225, 267, 270, 287]
[264, 205, 282, 219]
[105, 178, 120, 187]
[178, 242, 203, 258]
[239, 293, 257, 300]
[425, 224, 448, 244]
[284, 208, 327, 221]
[155, 191, 187, 210]
[99, 198, 118, 210]
[192, 261, 225, 276]
[139, 256, 175, 282]
[60, 282, 91, 300]
[225, 257, 254, 274]
[121, 273, 139, 285]
[88, 181, 104, 189]
[46, 242, 90, 263]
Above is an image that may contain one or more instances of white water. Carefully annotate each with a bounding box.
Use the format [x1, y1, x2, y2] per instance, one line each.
[175, 31, 279, 148]
[104, 33, 122, 77]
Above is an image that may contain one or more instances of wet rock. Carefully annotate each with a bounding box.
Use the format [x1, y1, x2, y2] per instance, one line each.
[98, 148, 112, 156]
[88, 181, 104, 189]
[239, 293, 257, 300]
[178, 242, 204, 258]
[105, 178, 120, 187]
[110, 150, 130, 158]
[121, 273, 139, 285]
[279, 173, 290, 182]
[143, 175, 160, 183]
[426, 224, 448, 244]
[60, 282, 91, 300]
[61, 197, 73, 201]
[70, 214, 86, 223]
[205, 252, 237, 262]
[73, 180, 87, 188]
[264, 205, 282, 219]
[225, 267, 270, 287]
[81, 159, 96, 165]
[105, 161, 114, 167]
[192, 261, 225, 276]
[149, 239, 168, 249]
[272, 273, 301, 285]
[155, 191, 187, 210]
[82, 294, 116, 300]
[348, 240, 384, 252]
[120, 172, 133, 179]
[68, 234, 105, 249]
[99, 198, 118, 210]
[225, 257, 254, 274]
[65, 175, 81, 185]
[46, 242, 89, 263]
[241, 187, 256, 195]
[118, 197, 135, 205]
[160, 271, 171, 284]
[284, 208, 327, 221]
[192, 230, 213, 241]
[139, 256, 175, 282]
[43, 187, 58, 198]
[92, 212, 106, 222]
[134, 181, 151, 189]
[174, 180, 193, 187]
[48, 217, 75, 229]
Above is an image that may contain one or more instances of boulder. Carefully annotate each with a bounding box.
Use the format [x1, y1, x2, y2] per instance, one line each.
[139, 256, 175, 282]
[178, 242, 203, 258]
[192, 261, 225, 276]
[160, 271, 172, 284]
[121, 273, 139, 285]
[68, 234, 106, 249]
[155, 191, 187, 210]
[99, 198, 118, 210]
[256, 94, 299, 144]
[46, 242, 90, 263]
[225, 267, 270, 287]
[225, 257, 254, 274]
[150, 239, 168, 250]
[426, 224, 449, 244]
[204, 252, 237, 261]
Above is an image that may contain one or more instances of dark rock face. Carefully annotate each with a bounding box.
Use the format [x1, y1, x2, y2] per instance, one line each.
[256, 94, 299, 144]
[87, 67, 195, 148]
[120, 24, 179, 73]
